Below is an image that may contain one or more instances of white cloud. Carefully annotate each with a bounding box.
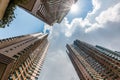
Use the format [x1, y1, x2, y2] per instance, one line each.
[39, 48, 79, 80]
[40, 0, 120, 80]
[44, 2, 120, 35]
[90, 0, 101, 14]
[43, 0, 120, 50]
[44, 24, 52, 34]
[86, 0, 120, 23]
[96, 2, 120, 24]
[87, 2, 120, 32]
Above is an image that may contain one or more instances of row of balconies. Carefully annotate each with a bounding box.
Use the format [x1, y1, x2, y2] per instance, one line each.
[74, 40, 120, 79]
[8, 38, 47, 80]
[0, 33, 44, 50]
[0, 34, 47, 80]
[86, 56, 105, 75]
[9, 52, 42, 80]
[9, 60, 37, 80]
[96, 47, 120, 61]
[77, 54, 103, 80]
[0, 35, 25, 43]
[11, 38, 42, 71]
[84, 46, 120, 79]
[3, 38, 33, 54]
[0, 34, 34, 49]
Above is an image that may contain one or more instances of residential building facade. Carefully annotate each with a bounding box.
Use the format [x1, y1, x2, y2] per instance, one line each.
[0, 33, 49, 80]
[18, 0, 78, 25]
[66, 40, 120, 80]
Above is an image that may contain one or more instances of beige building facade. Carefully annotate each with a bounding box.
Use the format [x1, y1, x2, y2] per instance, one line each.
[0, 0, 10, 20]
[0, 33, 49, 80]
[18, 0, 78, 25]
[67, 40, 120, 80]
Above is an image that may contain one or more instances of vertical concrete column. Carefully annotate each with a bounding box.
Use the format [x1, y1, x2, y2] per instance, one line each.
[0, 0, 10, 20]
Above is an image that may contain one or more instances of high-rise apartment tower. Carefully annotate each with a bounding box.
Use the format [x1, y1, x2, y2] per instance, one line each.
[66, 40, 120, 80]
[0, 33, 49, 80]
[18, 0, 78, 25]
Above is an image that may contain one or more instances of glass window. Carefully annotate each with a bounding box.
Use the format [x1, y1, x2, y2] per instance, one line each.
[10, 48, 13, 51]
[4, 50, 9, 53]
[20, 75, 24, 80]
[17, 69, 21, 74]
[8, 76, 13, 80]
[13, 55, 19, 59]
[14, 72, 17, 78]
[23, 72, 26, 77]
[113, 75, 119, 79]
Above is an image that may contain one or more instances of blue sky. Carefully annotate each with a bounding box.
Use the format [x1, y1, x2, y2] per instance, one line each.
[1, 0, 120, 80]
[0, 7, 44, 39]
[39, 0, 120, 80]
[67, 0, 93, 22]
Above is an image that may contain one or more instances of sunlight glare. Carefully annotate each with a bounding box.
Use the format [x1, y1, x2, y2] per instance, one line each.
[70, 4, 78, 13]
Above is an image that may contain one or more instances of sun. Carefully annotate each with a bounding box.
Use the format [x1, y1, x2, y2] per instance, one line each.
[70, 4, 78, 13]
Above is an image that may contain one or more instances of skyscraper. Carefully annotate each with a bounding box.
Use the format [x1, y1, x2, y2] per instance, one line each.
[18, 0, 78, 25]
[0, 33, 49, 80]
[66, 40, 120, 80]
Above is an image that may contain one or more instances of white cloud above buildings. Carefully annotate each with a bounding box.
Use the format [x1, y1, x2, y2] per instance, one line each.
[40, 0, 120, 80]
[48, 0, 120, 42]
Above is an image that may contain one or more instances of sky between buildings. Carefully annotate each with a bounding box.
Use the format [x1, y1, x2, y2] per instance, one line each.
[0, 0, 120, 80]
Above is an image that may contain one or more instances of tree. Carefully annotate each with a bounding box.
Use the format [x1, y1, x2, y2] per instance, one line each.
[0, 0, 30, 28]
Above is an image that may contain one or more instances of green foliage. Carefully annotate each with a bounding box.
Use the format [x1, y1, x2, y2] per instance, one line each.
[0, 0, 30, 28]
[0, 0, 16, 28]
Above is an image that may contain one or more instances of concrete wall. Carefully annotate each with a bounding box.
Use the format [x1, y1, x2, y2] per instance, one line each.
[0, 0, 10, 20]
[18, 0, 36, 11]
